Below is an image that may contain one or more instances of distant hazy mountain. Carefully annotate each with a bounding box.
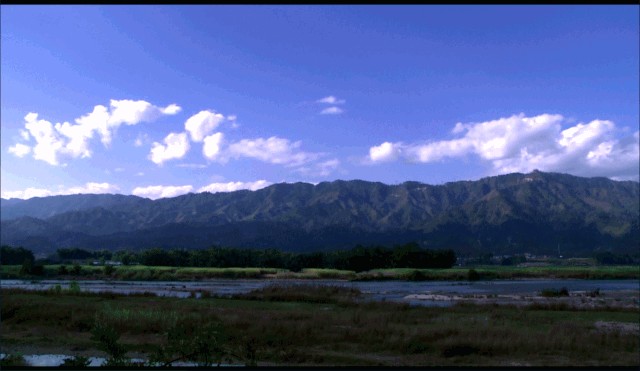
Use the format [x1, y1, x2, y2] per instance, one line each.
[1, 171, 638, 256]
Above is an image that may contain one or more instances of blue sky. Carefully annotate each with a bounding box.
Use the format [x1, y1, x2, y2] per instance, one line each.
[2, 5, 638, 199]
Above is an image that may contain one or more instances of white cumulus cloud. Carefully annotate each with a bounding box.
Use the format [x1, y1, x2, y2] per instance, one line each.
[131, 185, 193, 199]
[369, 142, 401, 163]
[367, 113, 640, 180]
[185, 110, 225, 142]
[2, 182, 120, 199]
[197, 180, 272, 194]
[202, 132, 224, 161]
[62, 182, 121, 195]
[10, 100, 180, 165]
[148, 132, 190, 165]
[2, 187, 54, 199]
[8, 143, 31, 157]
[226, 136, 319, 167]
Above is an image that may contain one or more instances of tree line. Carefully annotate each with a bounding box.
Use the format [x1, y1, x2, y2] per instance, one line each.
[1, 243, 457, 272]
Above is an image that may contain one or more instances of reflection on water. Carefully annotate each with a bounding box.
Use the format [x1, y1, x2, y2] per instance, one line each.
[0, 354, 110, 367]
[0, 353, 238, 367]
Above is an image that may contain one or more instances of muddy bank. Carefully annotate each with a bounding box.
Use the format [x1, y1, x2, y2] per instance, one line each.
[404, 289, 639, 309]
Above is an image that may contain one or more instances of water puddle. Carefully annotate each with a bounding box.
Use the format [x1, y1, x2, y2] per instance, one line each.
[0, 353, 240, 367]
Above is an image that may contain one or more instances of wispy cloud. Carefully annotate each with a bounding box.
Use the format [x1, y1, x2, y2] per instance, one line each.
[317, 96, 345, 105]
[176, 163, 208, 169]
[320, 107, 344, 115]
[295, 158, 341, 177]
[134, 133, 149, 147]
[367, 113, 640, 180]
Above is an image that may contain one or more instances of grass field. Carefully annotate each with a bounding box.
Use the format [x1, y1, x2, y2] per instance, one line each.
[1, 264, 638, 281]
[1, 286, 638, 366]
[360, 265, 640, 280]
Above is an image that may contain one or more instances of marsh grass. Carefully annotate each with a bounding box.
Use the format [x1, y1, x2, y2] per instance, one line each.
[235, 284, 362, 305]
[2, 264, 638, 280]
[2, 287, 637, 366]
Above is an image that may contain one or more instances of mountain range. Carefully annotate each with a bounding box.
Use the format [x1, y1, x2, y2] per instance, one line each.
[1, 171, 638, 256]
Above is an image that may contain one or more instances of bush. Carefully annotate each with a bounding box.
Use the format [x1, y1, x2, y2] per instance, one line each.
[72, 264, 82, 275]
[104, 265, 115, 276]
[467, 269, 480, 281]
[58, 265, 69, 275]
[61, 356, 90, 367]
[540, 287, 570, 297]
[406, 270, 427, 281]
[91, 314, 129, 366]
[0, 353, 27, 366]
[69, 280, 81, 294]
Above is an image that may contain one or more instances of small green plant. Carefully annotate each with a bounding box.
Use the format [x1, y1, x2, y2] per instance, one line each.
[150, 320, 231, 367]
[91, 314, 129, 366]
[68, 280, 81, 294]
[54, 284, 62, 294]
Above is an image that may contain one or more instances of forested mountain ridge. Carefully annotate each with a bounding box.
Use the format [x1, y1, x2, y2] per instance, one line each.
[2, 171, 638, 256]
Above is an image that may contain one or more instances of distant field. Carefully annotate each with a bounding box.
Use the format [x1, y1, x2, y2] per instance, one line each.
[1, 286, 638, 366]
[1, 264, 638, 281]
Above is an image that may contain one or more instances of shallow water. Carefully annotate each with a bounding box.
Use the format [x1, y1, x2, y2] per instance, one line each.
[2, 278, 637, 306]
[0, 353, 236, 367]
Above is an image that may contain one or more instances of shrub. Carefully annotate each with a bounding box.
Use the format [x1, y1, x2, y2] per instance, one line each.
[104, 265, 115, 276]
[61, 356, 90, 367]
[72, 264, 82, 275]
[0, 353, 27, 366]
[91, 314, 129, 366]
[69, 280, 81, 294]
[467, 269, 480, 281]
[58, 265, 69, 275]
[19, 258, 33, 276]
[406, 270, 427, 281]
[540, 287, 570, 297]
